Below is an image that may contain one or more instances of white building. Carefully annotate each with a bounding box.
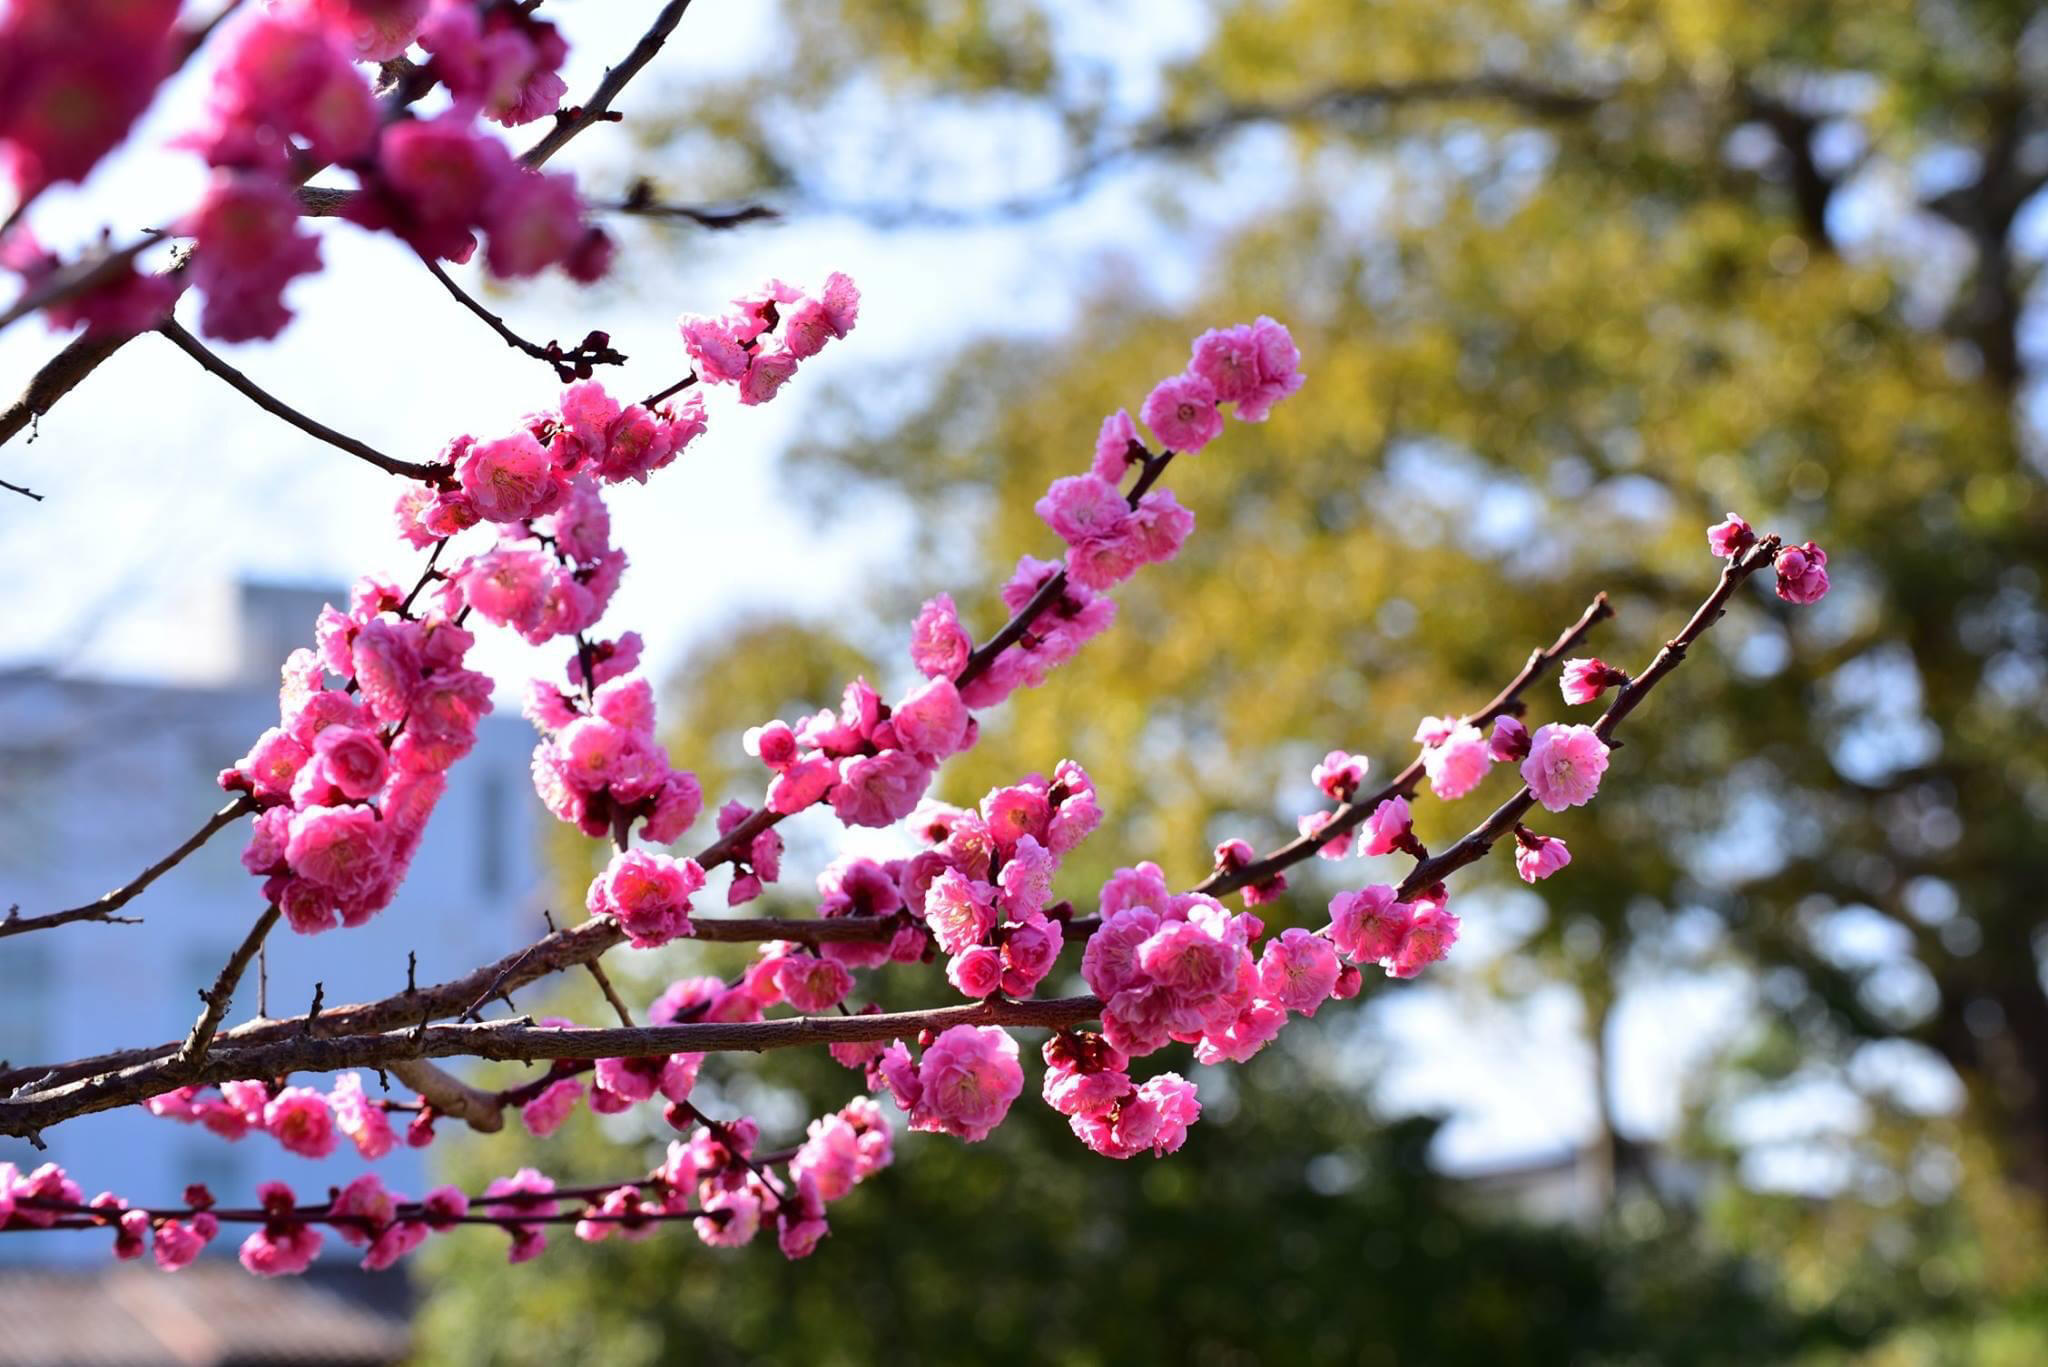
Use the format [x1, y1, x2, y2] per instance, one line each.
[0, 582, 547, 1262]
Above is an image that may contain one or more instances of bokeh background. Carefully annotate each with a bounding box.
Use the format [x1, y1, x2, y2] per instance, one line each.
[5, 0, 2048, 1363]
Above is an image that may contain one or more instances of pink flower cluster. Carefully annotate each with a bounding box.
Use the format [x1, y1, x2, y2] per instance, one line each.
[1042, 1032, 1203, 1160]
[679, 274, 859, 405]
[1326, 884, 1461, 980]
[418, 0, 567, 126]
[1712, 512, 1831, 605]
[878, 1025, 1025, 1143]
[1035, 461, 1194, 592]
[1138, 316, 1304, 452]
[747, 674, 970, 829]
[527, 672, 703, 849]
[221, 576, 491, 934]
[401, 380, 707, 550]
[902, 765, 1103, 998]
[1081, 862, 1327, 1066]
[8, 0, 605, 342]
[147, 1072, 402, 1161]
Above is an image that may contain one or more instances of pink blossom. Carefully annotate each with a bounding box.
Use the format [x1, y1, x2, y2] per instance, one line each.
[458, 431, 555, 523]
[1390, 904, 1461, 979]
[238, 727, 310, 800]
[348, 113, 512, 263]
[1036, 474, 1131, 544]
[744, 720, 800, 770]
[304, 0, 428, 61]
[1000, 917, 1064, 995]
[892, 677, 970, 761]
[284, 804, 389, 903]
[1312, 749, 1369, 801]
[1300, 808, 1354, 860]
[239, 1183, 322, 1277]
[1520, 722, 1611, 812]
[330, 1072, 396, 1160]
[328, 1173, 398, 1248]
[1258, 928, 1341, 1015]
[1192, 992, 1288, 1064]
[594, 675, 657, 736]
[482, 168, 586, 279]
[310, 725, 387, 801]
[1561, 657, 1626, 706]
[519, 1078, 584, 1136]
[1139, 372, 1224, 452]
[981, 783, 1051, 852]
[1326, 885, 1413, 965]
[1412, 715, 1458, 747]
[996, 834, 1056, 919]
[923, 869, 997, 955]
[830, 750, 933, 828]
[739, 350, 800, 406]
[587, 849, 705, 948]
[1514, 829, 1572, 883]
[765, 753, 836, 815]
[1042, 1033, 1132, 1119]
[263, 1086, 338, 1158]
[0, 1, 176, 203]
[910, 593, 973, 679]
[187, 171, 323, 342]
[1708, 512, 1755, 559]
[696, 1184, 762, 1248]
[1191, 316, 1304, 421]
[1775, 541, 1831, 604]
[1488, 714, 1530, 763]
[778, 955, 855, 1013]
[679, 315, 749, 383]
[153, 1213, 219, 1271]
[1073, 1072, 1201, 1158]
[1358, 796, 1413, 857]
[909, 1025, 1024, 1142]
[1422, 723, 1493, 800]
[946, 944, 1003, 998]
[1092, 409, 1143, 483]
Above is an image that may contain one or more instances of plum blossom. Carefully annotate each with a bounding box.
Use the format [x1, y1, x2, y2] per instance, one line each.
[1422, 722, 1493, 800]
[903, 1025, 1024, 1142]
[1521, 723, 1611, 812]
[1775, 541, 1831, 604]
[1513, 828, 1572, 883]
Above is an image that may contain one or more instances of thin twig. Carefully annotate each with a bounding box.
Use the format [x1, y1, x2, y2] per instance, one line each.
[2, 796, 256, 941]
[519, 0, 696, 169]
[176, 904, 282, 1068]
[417, 255, 626, 382]
[1394, 539, 1781, 898]
[155, 321, 450, 482]
[1197, 592, 1615, 895]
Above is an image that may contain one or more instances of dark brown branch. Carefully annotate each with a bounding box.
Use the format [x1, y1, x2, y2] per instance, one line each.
[519, 0, 696, 169]
[608, 180, 780, 229]
[155, 320, 450, 482]
[1197, 592, 1615, 896]
[1, 796, 256, 941]
[0, 994, 1105, 1135]
[0, 475, 40, 501]
[417, 255, 627, 382]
